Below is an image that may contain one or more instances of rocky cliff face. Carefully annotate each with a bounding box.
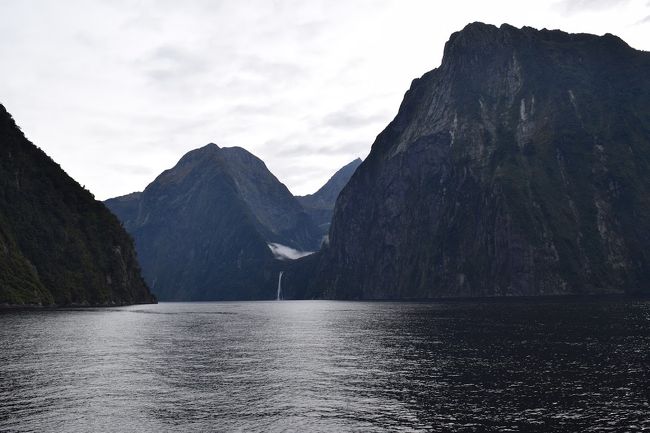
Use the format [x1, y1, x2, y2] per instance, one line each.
[105, 144, 319, 300]
[0, 104, 155, 306]
[302, 23, 650, 299]
[298, 158, 362, 237]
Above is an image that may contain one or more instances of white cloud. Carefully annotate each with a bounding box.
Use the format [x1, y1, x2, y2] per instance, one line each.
[268, 243, 314, 260]
[1, 0, 649, 200]
[554, 0, 632, 13]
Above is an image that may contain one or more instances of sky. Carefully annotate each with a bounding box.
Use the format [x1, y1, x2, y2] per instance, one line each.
[1, 0, 649, 200]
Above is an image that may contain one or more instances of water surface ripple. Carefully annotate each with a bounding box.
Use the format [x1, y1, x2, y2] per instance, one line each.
[1, 300, 649, 432]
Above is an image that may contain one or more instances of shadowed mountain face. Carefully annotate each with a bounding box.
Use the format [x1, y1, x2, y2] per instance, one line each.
[105, 144, 320, 300]
[297, 158, 362, 236]
[219, 147, 321, 251]
[291, 23, 650, 299]
[0, 104, 154, 306]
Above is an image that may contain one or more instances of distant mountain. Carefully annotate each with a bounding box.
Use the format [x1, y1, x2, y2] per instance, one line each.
[0, 104, 154, 306]
[105, 144, 320, 300]
[297, 158, 362, 236]
[285, 23, 650, 299]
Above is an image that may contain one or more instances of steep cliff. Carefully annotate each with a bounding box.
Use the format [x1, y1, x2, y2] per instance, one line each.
[302, 23, 650, 299]
[0, 104, 154, 306]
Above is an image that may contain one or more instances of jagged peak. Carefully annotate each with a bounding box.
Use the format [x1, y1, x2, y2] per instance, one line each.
[433, 22, 641, 92]
[198, 142, 220, 152]
[148, 143, 227, 188]
[177, 142, 221, 163]
[442, 22, 633, 65]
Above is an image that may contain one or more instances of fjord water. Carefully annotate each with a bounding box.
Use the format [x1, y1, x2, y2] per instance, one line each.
[1, 300, 649, 432]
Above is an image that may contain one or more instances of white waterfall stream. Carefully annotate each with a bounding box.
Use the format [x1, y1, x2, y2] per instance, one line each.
[276, 271, 284, 301]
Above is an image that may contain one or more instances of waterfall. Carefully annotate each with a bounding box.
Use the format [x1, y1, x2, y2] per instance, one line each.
[276, 271, 284, 301]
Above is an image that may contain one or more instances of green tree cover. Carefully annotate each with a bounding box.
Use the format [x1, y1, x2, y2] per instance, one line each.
[0, 104, 155, 306]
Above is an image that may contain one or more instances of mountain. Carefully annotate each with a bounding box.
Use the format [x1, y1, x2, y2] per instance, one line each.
[0, 104, 154, 306]
[286, 23, 650, 299]
[105, 144, 320, 300]
[297, 158, 362, 236]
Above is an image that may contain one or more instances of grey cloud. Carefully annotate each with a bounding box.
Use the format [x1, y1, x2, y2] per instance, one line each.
[236, 55, 309, 86]
[139, 44, 210, 84]
[312, 141, 370, 155]
[5, 0, 648, 200]
[228, 103, 276, 116]
[267, 139, 369, 158]
[104, 163, 155, 176]
[150, 0, 228, 13]
[322, 110, 390, 129]
[83, 110, 217, 141]
[555, 0, 631, 13]
[257, 19, 329, 43]
[73, 31, 99, 49]
[636, 15, 650, 24]
[119, 11, 163, 31]
[280, 165, 343, 184]
[196, 56, 309, 100]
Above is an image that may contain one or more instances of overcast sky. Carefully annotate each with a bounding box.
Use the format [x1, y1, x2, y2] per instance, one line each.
[1, 0, 649, 199]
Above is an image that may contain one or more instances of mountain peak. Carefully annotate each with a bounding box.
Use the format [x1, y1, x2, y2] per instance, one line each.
[177, 142, 221, 162]
[195, 142, 221, 154]
[442, 22, 632, 68]
[105, 143, 322, 300]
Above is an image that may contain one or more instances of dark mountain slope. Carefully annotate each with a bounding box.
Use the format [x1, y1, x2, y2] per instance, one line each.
[0, 104, 154, 306]
[297, 23, 650, 299]
[298, 158, 362, 235]
[105, 144, 318, 300]
[220, 147, 320, 251]
[102, 191, 141, 231]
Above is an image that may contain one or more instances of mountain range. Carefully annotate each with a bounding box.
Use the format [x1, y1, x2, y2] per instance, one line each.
[5, 22, 650, 303]
[105, 144, 359, 300]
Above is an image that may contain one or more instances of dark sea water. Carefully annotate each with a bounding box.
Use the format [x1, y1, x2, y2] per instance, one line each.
[1, 299, 649, 432]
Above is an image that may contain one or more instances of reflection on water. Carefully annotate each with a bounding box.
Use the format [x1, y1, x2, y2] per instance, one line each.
[1, 300, 649, 432]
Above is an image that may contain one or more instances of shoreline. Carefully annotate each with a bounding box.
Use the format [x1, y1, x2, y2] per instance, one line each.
[0, 299, 158, 311]
[3, 293, 649, 310]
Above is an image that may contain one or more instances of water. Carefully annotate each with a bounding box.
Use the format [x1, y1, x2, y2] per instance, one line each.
[1, 299, 649, 432]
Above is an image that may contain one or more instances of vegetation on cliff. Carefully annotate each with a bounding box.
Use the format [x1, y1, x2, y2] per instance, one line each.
[0, 104, 154, 306]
